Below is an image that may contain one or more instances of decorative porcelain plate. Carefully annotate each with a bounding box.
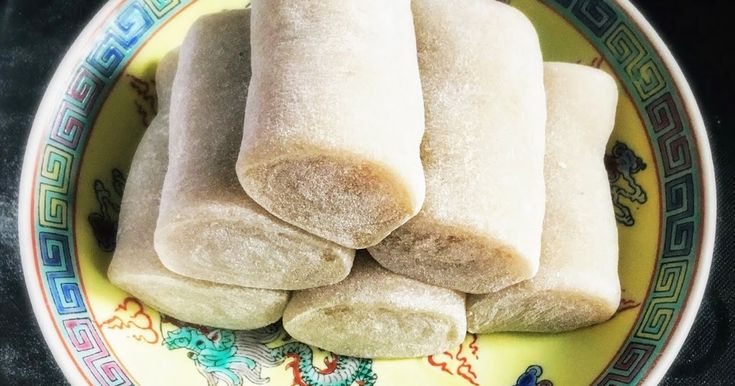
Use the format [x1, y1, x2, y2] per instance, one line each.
[18, 0, 716, 385]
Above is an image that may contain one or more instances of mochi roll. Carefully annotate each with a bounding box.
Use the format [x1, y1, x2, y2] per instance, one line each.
[369, 0, 546, 294]
[108, 50, 289, 330]
[283, 252, 466, 358]
[236, 0, 426, 249]
[467, 63, 621, 334]
[154, 10, 354, 290]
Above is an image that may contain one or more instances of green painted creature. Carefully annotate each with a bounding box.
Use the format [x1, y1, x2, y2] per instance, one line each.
[163, 324, 377, 386]
[164, 326, 280, 385]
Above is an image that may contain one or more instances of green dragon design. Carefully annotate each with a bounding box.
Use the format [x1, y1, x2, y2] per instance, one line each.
[163, 325, 281, 385]
[163, 325, 377, 386]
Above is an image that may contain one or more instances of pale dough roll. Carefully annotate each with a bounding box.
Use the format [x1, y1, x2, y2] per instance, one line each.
[283, 252, 466, 358]
[237, 0, 426, 249]
[108, 50, 289, 330]
[467, 63, 621, 333]
[154, 10, 354, 290]
[369, 0, 546, 294]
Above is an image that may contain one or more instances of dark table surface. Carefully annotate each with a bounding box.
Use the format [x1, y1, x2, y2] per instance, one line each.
[0, 1, 733, 385]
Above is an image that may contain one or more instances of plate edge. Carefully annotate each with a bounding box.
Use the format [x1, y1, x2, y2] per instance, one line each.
[614, 1, 718, 385]
[17, 1, 127, 385]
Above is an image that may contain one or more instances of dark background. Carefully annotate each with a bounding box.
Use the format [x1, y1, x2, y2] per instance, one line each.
[0, 0, 732, 385]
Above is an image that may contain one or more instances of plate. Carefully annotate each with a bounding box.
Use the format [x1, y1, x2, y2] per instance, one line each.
[18, 0, 716, 385]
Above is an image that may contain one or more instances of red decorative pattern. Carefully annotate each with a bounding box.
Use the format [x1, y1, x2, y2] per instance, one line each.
[618, 298, 642, 313]
[127, 74, 157, 126]
[427, 335, 480, 386]
[285, 354, 308, 386]
[98, 297, 159, 344]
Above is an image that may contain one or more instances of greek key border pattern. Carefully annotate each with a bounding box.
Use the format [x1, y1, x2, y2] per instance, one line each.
[545, 0, 702, 385]
[34, 0, 188, 384]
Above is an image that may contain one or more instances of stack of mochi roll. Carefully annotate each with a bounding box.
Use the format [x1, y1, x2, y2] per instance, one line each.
[109, 0, 621, 358]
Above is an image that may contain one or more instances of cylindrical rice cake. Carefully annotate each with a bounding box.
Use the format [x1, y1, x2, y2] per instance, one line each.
[283, 251, 466, 358]
[236, 0, 426, 249]
[369, 0, 547, 294]
[154, 10, 354, 291]
[467, 63, 621, 333]
[108, 50, 289, 330]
